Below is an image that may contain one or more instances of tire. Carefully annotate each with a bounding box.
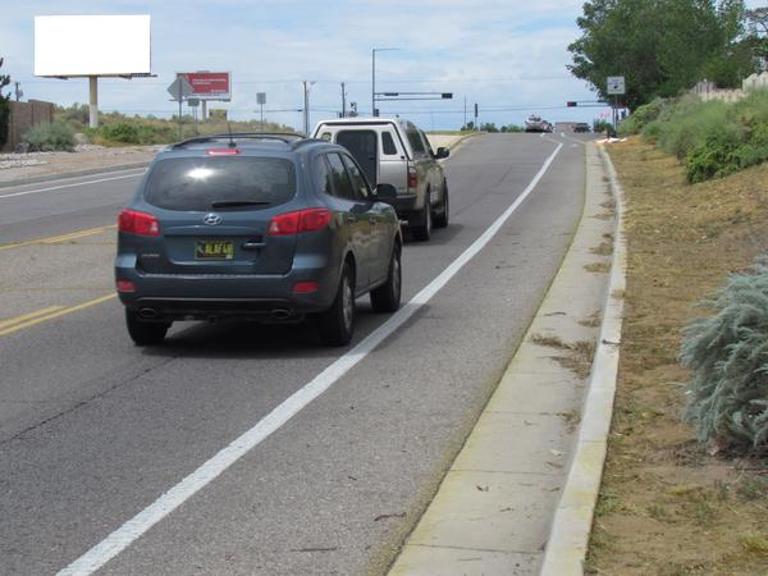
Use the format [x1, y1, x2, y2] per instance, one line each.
[317, 262, 355, 346]
[125, 309, 169, 346]
[370, 245, 402, 313]
[434, 180, 449, 229]
[412, 189, 432, 242]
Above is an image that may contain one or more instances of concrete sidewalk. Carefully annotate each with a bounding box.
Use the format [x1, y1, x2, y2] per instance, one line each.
[387, 142, 619, 575]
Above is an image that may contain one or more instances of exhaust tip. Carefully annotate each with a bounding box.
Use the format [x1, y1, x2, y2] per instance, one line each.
[270, 308, 292, 321]
[138, 307, 159, 320]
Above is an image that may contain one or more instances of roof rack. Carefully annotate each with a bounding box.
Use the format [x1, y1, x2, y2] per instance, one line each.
[170, 132, 305, 149]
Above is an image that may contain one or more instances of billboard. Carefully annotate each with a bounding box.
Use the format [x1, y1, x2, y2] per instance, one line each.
[35, 15, 151, 77]
[179, 72, 231, 101]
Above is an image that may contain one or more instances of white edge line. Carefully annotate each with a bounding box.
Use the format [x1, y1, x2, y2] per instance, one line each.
[0, 171, 146, 199]
[539, 143, 626, 576]
[57, 142, 564, 576]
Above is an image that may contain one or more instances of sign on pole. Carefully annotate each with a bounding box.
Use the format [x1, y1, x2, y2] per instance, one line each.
[167, 76, 193, 101]
[606, 76, 626, 95]
[256, 92, 266, 105]
[179, 72, 231, 101]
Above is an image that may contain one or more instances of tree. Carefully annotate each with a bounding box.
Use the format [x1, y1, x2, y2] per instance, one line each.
[568, 0, 756, 110]
[745, 7, 768, 67]
[0, 58, 11, 149]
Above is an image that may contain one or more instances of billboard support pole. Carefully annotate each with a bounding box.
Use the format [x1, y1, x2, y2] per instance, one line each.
[178, 81, 183, 141]
[202, 100, 207, 123]
[89, 76, 98, 129]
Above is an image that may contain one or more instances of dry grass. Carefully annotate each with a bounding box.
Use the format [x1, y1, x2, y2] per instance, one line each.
[585, 262, 611, 274]
[585, 138, 768, 575]
[591, 241, 614, 257]
[530, 333, 596, 379]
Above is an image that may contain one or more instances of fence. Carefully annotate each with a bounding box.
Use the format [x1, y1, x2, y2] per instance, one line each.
[1, 99, 56, 152]
[692, 72, 768, 103]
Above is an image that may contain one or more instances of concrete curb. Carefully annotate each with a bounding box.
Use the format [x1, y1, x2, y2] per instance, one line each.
[0, 161, 150, 189]
[538, 144, 627, 575]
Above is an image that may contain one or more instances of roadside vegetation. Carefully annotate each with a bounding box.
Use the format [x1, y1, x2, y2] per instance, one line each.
[15, 103, 298, 150]
[569, 1, 765, 110]
[586, 138, 768, 575]
[621, 90, 768, 183]
[0, 57, 11, 150]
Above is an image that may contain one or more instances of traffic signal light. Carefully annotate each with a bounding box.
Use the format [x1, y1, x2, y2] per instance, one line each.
[567, 101, 577, 107]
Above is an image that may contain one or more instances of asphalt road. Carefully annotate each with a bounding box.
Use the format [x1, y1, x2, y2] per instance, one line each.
[0, 133, 587, 576]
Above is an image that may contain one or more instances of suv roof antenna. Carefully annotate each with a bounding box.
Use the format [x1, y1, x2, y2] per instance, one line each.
[227, 122, 236, 148]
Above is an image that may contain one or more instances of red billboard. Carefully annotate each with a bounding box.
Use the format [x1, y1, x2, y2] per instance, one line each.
[179, 72, 231, 101]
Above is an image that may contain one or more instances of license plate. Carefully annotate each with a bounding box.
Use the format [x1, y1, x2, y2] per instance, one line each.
[195, 240, 234, 260]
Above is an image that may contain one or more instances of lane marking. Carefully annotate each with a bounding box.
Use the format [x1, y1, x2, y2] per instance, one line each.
[56, 142, 564, 576]
[0, 170, 145, 200]
[0, 225, 117, 252]
[0, 306, 64, 330]
[0, 294, 116, 337]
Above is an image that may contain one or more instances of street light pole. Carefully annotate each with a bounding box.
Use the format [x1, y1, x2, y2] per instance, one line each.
[371, 47, 398, 118]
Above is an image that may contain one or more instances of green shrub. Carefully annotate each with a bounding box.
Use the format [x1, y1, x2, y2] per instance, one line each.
[23, 121, 76, 151]
[680, 257, 768, 453]
[619, 98, 668, 136]
[99, 122, 141, 144]
[643, 89, 768, 182]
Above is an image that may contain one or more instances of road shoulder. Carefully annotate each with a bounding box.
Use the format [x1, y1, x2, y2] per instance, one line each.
[387, 141, 616, 575]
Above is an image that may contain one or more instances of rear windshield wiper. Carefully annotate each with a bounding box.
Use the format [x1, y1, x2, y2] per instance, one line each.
[210, 200, 272, 208]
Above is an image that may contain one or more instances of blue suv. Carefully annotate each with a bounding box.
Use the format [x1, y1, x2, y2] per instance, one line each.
[115, 133, 403, 346]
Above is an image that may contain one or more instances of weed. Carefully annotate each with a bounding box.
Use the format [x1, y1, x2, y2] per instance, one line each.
[585, 262, 611, 274]
[558, 409, 581, 432]
[591, 242, 614, 256]
[739, 533, 768, 557]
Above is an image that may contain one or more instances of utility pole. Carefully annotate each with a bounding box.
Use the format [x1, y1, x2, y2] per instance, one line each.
[463, 96, 467, 129]
[341, 82, 346, 118]
[14, 82, 23, 102]
[302, 80, 315, 135]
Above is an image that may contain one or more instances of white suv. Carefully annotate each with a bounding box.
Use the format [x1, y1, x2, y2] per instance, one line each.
[312, 118, 449, 241]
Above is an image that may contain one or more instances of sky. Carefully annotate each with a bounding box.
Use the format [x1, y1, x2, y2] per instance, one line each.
[1, 1, 763, 132]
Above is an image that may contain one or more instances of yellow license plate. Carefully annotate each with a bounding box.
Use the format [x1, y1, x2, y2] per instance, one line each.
[195, 240, 234, 260]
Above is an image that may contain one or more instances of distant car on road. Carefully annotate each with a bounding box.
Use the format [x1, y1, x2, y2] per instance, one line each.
[115, 133, 403, 346]
[312, 118, 449, 242]
[524, 115, 553, 133]
[573, 123, 591, 133]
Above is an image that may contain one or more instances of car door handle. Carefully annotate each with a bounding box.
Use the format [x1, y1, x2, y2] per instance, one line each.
[241, 240, 265, 250]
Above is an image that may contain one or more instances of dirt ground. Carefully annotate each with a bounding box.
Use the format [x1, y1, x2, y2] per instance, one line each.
[586, 139, 768, 575]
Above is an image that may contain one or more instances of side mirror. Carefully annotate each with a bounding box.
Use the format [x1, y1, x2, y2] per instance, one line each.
[435, 147, 450, 160]
[375, 183, 398, 203]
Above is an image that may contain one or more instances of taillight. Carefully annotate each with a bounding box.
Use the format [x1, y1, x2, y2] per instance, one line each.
[268, 208, 332, 236]
[116, 279, 136, 293]
[118, 209, 160, 237]
[293, 281, 319, 294]
[407, 166, 418, 190]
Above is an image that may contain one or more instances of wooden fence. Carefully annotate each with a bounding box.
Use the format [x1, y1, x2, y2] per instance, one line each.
[1, 100, 55, 152]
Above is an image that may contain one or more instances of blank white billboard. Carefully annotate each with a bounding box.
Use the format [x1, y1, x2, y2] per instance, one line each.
[35, 15, 151, 77]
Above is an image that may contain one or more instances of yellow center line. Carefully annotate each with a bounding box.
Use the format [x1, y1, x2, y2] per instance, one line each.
[0, 225, 117, 252]
[0, 305, 65, 330]
[0, 294, 117, 337]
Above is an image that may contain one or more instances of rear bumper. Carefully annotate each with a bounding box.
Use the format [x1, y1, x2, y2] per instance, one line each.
[115, 259, 339, 321]
[390, 193, 423, 216]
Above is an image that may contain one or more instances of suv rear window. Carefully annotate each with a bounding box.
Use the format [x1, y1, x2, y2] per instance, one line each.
[143, 157, 296, 211]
